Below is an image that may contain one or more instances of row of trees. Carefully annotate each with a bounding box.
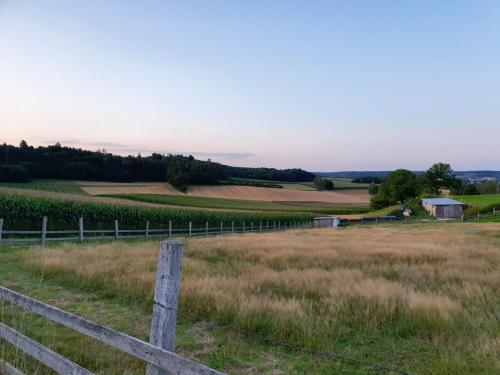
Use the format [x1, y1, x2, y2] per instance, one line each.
[0, 141, 315, 188]
[370, 163, 465, 209]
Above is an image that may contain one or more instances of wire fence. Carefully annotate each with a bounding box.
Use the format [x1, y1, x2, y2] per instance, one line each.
[0, 217, 313, 245]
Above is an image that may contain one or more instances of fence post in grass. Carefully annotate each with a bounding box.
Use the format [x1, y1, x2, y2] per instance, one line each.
[41, 216, 48, 245]
[260, 221, 262, 231]
[266, 221, 269, 230]
[189, 222, 192, 237]
[0, 218, 3, 243]
[477, 212, 480, 221]
[493, 207, 496, 216]
[79, 217, 84, 243]
[231, 221, 234, 233]
[251, 222, 253, 232]
[205, 221, 208, 237]
[147, 240, 184, 375]
[168, 221, 172, 239]
[278, 221, 281, 229]
[146, 221, 150, 240]
[220, 221, 223, 235]
[242, 221, 245, 232]
[114, 220, 119, 240]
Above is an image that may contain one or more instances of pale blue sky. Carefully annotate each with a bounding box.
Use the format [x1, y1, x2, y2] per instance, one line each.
[1, 0, 499, 170]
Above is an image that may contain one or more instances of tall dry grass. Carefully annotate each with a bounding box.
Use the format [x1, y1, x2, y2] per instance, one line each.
[21, 223, 500, 362]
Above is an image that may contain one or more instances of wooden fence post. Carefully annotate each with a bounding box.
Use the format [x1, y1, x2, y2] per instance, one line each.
[205, 221, 209, 237]
[259, 221, 262, 231]
[146, 221, 150, 240]
[231, 221, 234, 233]
[278, 221, 281, 229]
[242, 221, 245, 232]
[477, 212, 480, 221]
[168, 221, 172, 239]
[114, 220, 119, 240]
[189, 222, 192, 237]
[0, 218, 3, 244]
[147, 240, 184, 375]
[493, 207, 496, 216]
[273, 221, 275, 229]
[79, 217, 84, 243]
[41, 216, 47, 245]
[220, 221, 223, 235]
[250, 222, 253, 232]
[266, 221, 269, 230]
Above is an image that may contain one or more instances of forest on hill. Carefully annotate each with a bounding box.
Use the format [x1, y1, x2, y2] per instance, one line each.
[0, 141, 315, 188]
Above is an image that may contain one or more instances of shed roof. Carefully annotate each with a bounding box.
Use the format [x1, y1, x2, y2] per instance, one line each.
[422, 198, 463, 206]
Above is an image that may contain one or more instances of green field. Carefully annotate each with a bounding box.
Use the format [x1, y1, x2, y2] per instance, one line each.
[101, 193, 369, 215]
[327, 178, 370, 189]
[455, 193, 500, 209]
[0, 179, 86, 195]
[0, 192, 315, 230]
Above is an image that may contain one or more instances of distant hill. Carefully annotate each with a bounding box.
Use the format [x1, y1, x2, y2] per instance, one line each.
[315, 170, 500, 181]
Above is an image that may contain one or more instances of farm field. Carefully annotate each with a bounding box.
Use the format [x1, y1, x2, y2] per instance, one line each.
[2, 223, 499, 374]
[0, 179, 86, 195]
[101, 193, 367, 214]
[187, 185, 370, 204]
[79, 181, 181, 196]
[455, 193, 500, 210]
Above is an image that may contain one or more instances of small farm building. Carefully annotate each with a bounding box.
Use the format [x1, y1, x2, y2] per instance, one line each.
[422, 198, 464, 219]
[313, 216, 341, 228]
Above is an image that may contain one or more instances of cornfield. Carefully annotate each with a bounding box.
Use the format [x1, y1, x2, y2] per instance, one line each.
[0, 193, 315, 230]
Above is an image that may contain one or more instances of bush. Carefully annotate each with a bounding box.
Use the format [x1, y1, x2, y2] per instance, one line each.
[313, 177, 334, 191]
[0, 165, 31, 182]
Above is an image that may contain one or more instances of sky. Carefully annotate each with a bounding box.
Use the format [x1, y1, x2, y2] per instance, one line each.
[1, 0, 499, 171]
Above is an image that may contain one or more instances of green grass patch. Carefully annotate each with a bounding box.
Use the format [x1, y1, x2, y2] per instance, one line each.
[0, 179, 87, 195]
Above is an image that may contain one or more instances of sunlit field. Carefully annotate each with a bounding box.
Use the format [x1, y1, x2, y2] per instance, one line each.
[17, 223, 500, 374]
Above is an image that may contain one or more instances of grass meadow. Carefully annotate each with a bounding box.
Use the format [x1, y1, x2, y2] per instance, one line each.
[3, 223, 498, 374]
[0, 179, 86, 195]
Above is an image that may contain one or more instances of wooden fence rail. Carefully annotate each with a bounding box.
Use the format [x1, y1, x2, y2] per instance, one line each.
[0, 217, 313, 245]
[0, 240, 225, 375]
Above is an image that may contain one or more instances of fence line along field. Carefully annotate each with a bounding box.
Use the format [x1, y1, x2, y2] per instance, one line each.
[10, 223, 500, 374]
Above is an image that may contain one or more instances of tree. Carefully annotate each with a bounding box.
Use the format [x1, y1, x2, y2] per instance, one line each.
[368, 182, 378, 195]
[370, 169, 420, 209]
[423, 162, 457, 194]
[313, 177, 334, 191]
[463, 184, 480, 195]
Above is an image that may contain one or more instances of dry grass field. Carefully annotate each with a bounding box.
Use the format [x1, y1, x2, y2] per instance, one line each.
[79, 181, 181, 196]
[187, 185, 369, 204]
[19, 223, 500, 374]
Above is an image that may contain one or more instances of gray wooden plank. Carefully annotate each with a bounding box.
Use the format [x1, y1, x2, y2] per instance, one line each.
[0, 287, 225, 375]
[0, 322, 93, 375]
[0, 358, 26, 375]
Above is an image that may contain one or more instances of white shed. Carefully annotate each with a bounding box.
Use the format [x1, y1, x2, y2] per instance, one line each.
[313, 216, 341, 228]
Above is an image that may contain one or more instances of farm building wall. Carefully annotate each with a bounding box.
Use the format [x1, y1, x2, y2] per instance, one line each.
[435, 205, 462, 219]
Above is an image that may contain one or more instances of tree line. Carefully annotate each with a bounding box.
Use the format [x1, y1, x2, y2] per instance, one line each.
[369, 162, 490, 209]
[0, 141, 315, 188]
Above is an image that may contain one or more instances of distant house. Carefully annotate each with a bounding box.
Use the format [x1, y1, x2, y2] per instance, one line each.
[422, 198, 464, 219]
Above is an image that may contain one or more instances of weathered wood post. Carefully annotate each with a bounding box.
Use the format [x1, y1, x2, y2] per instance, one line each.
[168, 221, 172, 239]
[41, 216, 48, 245]
[266, 221, 269, 230]
[220, 221, 223, 235]
[477, 212, 480, 221]
[79, 217, 84, 243]
[146, 221, 150, 240]
[259, 221, 262, 231]
[242, 221, 245, 232]
[147, 240, 184, 375]
[273, 221, 275, 229]
[189, 222, 192, 237]
[0, 218, 3, 244]
[278, 221, 281, 229]
[493, 207, 496, 216]
[231, 221, 234, 233]
[250, 222, 253, 232]
[205, 221, 209, 237]
[114, 220, 119, 240]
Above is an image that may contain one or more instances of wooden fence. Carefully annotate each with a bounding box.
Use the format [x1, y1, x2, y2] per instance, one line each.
[0, 217, 312, 245]
[0, 240, 226, 375]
